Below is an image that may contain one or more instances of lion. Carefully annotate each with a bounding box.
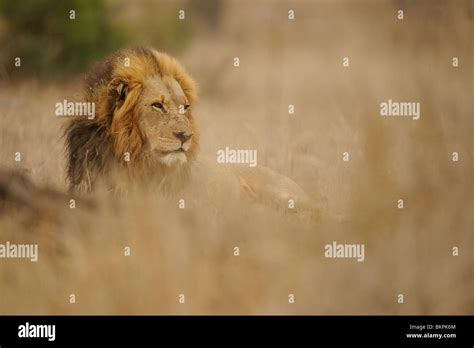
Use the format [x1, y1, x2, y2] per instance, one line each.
[64, 46, 315, 213]
[64, 46, 198, 193]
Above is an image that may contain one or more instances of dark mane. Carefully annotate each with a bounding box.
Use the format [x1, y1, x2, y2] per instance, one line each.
[63, 46, 198, 193]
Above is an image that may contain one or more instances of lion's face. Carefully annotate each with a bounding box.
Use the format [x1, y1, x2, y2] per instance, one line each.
[66, 47, 200, 191]
[136, 75, 197, 167]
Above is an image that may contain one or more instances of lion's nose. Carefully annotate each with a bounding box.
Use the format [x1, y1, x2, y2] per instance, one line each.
[174, 131, 193, 144]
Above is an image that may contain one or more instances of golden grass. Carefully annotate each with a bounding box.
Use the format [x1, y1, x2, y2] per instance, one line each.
[0, 0, 472, 314]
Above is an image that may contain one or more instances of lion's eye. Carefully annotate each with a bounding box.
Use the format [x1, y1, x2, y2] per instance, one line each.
[184, 104, 190, 110]
[152, 102, 164, 111]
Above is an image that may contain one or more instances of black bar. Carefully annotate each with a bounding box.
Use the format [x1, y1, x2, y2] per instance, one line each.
[0, 316, 472, 346]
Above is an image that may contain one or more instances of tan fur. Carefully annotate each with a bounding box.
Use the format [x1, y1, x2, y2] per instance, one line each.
[64, 47, 199, 193]
[64, 47, 314, 214]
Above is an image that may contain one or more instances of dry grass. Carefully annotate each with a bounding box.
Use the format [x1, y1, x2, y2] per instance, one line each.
[0, 0, 473, 314]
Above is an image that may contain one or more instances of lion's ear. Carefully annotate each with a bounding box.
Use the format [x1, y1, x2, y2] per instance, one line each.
[117, 83, 128, 101]
[109, 78, 129, 102]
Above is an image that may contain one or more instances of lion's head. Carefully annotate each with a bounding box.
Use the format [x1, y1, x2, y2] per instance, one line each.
[64, 46, 199, 192]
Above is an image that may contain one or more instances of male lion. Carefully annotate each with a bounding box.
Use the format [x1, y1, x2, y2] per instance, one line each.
[64, 46, 314, 212]
[65, 46, 198, 193]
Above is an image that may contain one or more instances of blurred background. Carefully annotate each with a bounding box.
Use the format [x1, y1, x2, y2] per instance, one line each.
[0, 0, 472, 314]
